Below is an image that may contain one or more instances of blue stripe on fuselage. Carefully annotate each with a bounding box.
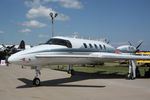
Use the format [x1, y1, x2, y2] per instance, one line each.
[23, 48, 115, 55]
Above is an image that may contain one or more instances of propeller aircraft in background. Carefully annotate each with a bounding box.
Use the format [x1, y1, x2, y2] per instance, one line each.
[0, 40, 31, 65]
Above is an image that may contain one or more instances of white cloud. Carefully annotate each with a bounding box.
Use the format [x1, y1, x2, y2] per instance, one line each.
[26, 5, 54, 19]
[22, 20, 47, 28]
[43, 0, 83, 9]
[38, 34, 49, 38]
[0, 30, 4, 34]
[19, 28, 32, 33]
[26, 5, 70, 21]
[25, 0, 41, 8]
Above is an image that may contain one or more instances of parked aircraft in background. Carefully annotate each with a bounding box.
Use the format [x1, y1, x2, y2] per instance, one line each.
[8, 36, 150, 86]
[117, 41, 143, 54]
[116, 41, 144, 78]
[0, 40, 31, 64]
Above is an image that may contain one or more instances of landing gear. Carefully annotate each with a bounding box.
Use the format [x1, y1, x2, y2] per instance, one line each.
[33, 66, 41, 86]
[67, 65, 74, 76]
[126, 73, 135, 80]
[33, 78, 40, 86]
[126, 60, 136, 80]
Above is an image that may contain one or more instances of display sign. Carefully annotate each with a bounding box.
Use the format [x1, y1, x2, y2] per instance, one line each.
[0, 60, 6, 66]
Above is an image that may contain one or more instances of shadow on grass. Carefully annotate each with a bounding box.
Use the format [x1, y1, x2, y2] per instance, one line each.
[53, 69, 126, 79]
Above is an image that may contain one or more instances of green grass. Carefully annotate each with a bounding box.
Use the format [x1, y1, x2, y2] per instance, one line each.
[46, 63, 149, 78]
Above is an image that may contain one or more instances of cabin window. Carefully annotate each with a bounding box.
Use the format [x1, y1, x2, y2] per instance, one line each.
[89, 44, 93, 48]
[94, 44, 98, 49]
[99, 44, 102, 49]
[83, 43, 87, 48]
[103, 45, 106, 50]
[46, 38, 72, 48]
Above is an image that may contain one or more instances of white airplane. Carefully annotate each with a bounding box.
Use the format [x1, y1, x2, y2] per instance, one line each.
[8, 36, 150, 86]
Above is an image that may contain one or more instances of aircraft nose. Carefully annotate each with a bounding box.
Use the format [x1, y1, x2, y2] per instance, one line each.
[8, 55, 15, 63]
[8, 54, 20, 64]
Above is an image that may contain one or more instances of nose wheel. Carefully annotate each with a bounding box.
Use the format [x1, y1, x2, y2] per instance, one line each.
[33, 66, 41, 86]
[33, 78, 40, 86]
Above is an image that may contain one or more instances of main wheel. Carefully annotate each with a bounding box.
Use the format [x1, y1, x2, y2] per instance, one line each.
[67, 69, 74, 75]
[126, 73, 132, 80]
[33, 78, 40, 86]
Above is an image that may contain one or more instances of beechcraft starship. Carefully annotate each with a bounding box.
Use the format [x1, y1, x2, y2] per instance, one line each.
[8, 36, 150, 86]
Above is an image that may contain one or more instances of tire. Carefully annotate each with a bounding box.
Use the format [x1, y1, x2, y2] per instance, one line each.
[33, 78, 40, 86]
[126, 73, 132, 80]
[67, 69, 74, 75]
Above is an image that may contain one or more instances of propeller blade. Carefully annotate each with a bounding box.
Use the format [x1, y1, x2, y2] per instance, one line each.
[128, 41, 132, 46]
[2, 44, 7, 48]
[136, 41, 143, 49]
[10, 45, 15, 48]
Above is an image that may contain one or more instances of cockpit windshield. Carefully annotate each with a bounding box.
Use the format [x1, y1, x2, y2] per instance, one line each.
[45, 38, 72, 48]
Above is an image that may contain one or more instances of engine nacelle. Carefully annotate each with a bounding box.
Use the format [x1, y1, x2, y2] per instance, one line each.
[117, 45, 136, 53]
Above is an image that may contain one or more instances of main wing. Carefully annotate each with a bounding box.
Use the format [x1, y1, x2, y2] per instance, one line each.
[94, 52, 150, 60]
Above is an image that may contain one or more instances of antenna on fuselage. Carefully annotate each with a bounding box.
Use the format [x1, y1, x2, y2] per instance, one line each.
[73, 32, 78, 38]
[99, 38, 110, 44]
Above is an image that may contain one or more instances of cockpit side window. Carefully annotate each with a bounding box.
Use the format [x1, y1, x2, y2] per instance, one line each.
[66, 40, 72, 48]
[46, 38, 72, 48]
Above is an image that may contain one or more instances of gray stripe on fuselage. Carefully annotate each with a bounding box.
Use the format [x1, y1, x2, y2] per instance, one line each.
[23, 48, 115, 55]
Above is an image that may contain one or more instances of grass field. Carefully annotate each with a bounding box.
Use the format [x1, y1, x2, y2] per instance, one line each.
[47, 63, 150, 78]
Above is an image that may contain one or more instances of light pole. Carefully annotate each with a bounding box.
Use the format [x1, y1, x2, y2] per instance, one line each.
[49, 12, 58, 38]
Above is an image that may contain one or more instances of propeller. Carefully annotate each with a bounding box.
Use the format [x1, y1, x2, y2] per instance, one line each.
[1, 44, 16, 66]
[128, 40, 143, 52]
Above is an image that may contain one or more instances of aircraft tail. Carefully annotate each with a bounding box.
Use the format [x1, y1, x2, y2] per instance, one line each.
[18, 40, 25, 49]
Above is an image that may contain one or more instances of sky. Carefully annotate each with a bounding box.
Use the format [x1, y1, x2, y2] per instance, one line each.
[0, 0, 150, 50]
